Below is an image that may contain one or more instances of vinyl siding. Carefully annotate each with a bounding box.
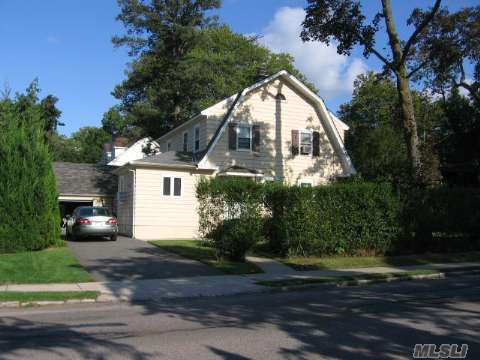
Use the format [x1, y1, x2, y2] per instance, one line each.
[157, 116, 209, 153]
[205, 79, 344, 185]
[132, 168, 207, 240]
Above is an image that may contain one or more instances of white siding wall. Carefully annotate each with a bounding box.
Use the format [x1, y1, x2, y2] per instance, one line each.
[158, 116, 209, 153]
[133, 168, 205, 240]
[205, 79, 344, 185]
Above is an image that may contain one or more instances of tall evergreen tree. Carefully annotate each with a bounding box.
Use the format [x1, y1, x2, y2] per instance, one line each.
[0, 89, 60, 253]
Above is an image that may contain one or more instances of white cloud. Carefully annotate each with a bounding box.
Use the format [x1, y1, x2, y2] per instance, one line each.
[259, 7, 367, 98]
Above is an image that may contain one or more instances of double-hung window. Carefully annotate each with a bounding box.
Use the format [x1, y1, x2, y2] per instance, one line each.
[183, 132, 188, 152]
[194, 126, 200, 152]
[163, 177, 182, 197]
[300, 130, 312, 155]
[237, 124, 252, 151]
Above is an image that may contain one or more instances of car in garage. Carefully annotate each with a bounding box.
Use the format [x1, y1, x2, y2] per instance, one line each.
[66, 206, 118, 241]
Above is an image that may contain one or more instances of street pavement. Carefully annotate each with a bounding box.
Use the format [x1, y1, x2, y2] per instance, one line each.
[1, 273, 478, 359]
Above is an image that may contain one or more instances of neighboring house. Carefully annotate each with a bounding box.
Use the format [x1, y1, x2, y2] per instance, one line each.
[113, 70, 355, 240]
[54, 162, 117, 218]
[100, 136, 129, 165]
[107, 137, 160, 167]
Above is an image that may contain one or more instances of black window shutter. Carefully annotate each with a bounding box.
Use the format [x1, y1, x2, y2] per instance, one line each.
[312, 131, 320, 157]
[291, 130, 299, 156]
[228, 123, 237, 150]
[252, 125, 260, 152]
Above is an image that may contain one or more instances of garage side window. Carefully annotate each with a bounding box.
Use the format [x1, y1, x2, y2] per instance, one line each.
[163, 177, 171, 196]
[173, 178, 181, 196]
[163, 177, 182, 197]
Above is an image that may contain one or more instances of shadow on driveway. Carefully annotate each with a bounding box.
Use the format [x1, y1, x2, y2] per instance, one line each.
[67, 236, 221, 282]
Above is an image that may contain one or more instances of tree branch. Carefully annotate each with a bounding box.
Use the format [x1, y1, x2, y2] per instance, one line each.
[401, 0, 442, 65]
[407, 60, 429, 78]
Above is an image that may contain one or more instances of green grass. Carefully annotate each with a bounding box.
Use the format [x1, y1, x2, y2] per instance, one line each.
[278, 251, 480, 271]
[149, 240, 262, 275]
[0, 291, 99, 302]
[0, 247, 93, 285]
[257, 269, 440, 287]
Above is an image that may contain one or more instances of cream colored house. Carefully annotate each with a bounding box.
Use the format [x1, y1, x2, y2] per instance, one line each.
[113, 70, 355, 240]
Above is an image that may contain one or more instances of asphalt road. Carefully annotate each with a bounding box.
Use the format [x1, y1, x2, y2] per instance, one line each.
[67, 236, 221, 281]
[1, 274, 479, 359]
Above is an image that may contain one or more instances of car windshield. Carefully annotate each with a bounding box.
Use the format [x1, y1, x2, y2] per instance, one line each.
[78, 207, 110, 217]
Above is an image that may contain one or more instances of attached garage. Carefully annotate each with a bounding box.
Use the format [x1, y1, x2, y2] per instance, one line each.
[53, 162, 117, 219]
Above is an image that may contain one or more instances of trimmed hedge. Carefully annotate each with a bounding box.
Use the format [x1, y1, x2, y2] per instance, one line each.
[197, 177, 480, 259]
[264, 182, 401, 256]
[0, 101, 60, 253]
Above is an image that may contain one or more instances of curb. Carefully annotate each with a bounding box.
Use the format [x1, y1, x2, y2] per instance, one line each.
[260, 268, 480, 293]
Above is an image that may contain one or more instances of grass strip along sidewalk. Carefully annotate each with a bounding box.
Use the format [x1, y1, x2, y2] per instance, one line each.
[279, 251, 480, 270]
[0, 291, 100, 303]
[150, 240, 262, 274]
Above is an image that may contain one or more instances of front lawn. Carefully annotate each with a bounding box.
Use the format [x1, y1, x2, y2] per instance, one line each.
[0, 247, 93, 284]
[149, 240, 262, 275]
[0, 291, 99, 302]
[278, 251, 480, 271]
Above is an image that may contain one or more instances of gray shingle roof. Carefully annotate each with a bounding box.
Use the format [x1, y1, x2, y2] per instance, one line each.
[53, 162, 116, 196]
[132, 151, 206, 167]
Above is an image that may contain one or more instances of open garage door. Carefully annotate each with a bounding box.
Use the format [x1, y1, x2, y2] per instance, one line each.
[59, 200, 93, 219]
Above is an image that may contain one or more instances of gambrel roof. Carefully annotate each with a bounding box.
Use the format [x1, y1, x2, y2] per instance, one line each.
[131, 70, 355, 175]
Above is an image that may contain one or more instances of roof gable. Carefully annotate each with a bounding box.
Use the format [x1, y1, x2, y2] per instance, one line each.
[197, 70, 355, 174]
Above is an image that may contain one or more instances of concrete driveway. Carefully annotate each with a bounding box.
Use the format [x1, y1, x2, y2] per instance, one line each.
[67, 236, 221, 282]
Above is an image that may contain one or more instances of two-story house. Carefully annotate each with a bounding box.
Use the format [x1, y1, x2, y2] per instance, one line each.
[113, 70, 355, 240]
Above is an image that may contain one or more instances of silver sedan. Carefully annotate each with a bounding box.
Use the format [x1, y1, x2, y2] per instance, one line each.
[66, 206, 118, 241]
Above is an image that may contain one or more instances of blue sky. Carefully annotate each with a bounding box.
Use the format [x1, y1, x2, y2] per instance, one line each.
[0, 0, 476, 136]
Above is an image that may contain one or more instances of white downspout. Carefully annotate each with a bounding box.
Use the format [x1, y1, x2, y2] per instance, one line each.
[130, 169, 137, 239]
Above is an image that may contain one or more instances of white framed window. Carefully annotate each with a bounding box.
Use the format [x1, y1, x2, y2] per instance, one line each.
[298, 178, 313, 187]
[300, 130, 313, 155]
[163, 176, 182, 197]
[194, 126, 200, 152]
[237, 124, 252, 151]
[167, 142, 172, 151]
[183, 132, 188, 152]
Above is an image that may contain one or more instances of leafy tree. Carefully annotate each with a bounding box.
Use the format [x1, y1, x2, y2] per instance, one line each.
[0, 89, 60, 253]
[340, 72, 443, 184]
[301, 0, 443, 184]
[71, 127, 112, 163]
[436, 89, 480, 185]
[411, 6, 480, 105]
[113, 0, 221, 137]
[113, 1, 315, 138]
[50, 127, 112, 164]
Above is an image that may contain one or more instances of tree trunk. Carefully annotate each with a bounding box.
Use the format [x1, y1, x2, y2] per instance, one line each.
[396, 70, 423, 183]
[382, 0, 424, 184]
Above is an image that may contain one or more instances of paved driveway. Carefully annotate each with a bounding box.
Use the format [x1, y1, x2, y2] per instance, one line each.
[67, 236, 221, 282]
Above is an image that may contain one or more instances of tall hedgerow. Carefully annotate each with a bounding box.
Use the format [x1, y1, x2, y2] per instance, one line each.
[0, 99, 60, 253]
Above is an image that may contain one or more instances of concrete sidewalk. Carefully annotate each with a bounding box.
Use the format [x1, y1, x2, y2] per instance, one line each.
[2, 261, 479, 303]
